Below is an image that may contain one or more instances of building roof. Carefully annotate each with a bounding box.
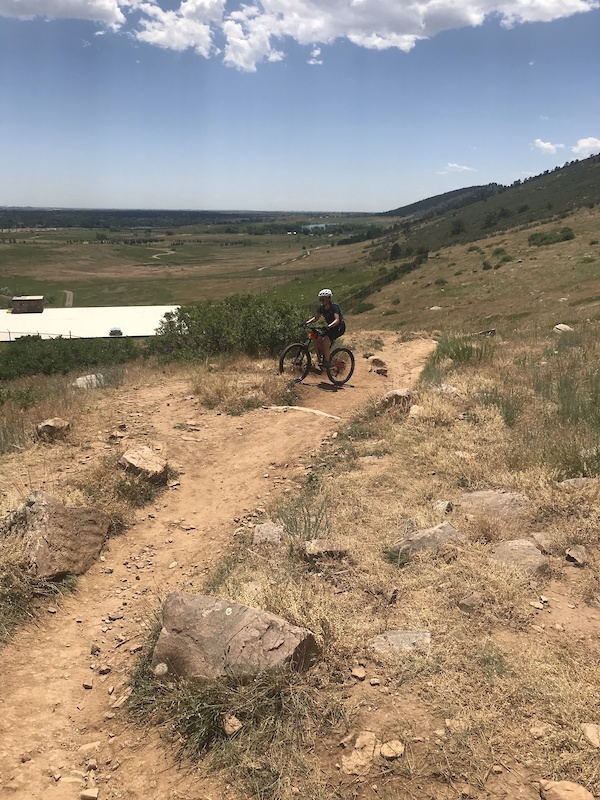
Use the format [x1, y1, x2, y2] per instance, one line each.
[0, 306, 179, 342]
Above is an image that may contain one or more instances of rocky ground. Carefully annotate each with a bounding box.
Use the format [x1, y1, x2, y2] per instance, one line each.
[0, 334, 433, 800]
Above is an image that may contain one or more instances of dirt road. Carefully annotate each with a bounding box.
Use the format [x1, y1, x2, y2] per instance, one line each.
[0, 335, 434, 800]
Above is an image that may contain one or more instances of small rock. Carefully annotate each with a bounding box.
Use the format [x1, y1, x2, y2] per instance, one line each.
[368, 629, 430, 656]
[36, 418, 70, 441]
[553, 324, 574, 333]
[252, 522, 284, 546]
[530, 723, 553, 740]
[380, 740, 404, 760]
[80, 789, 100, 800]
[341, 731, 380, 776]
[458, 592, 483, 614]
[566, 545, 588, 567]
[539, 779, 594, 800]
[378, 388, 413, 412]
[351, 666, 366, 681]
[435, 500, 453, 513]
[304, 539, 348, 560]
[369, 677, 380, 686]
[580, 723, 600, 748]
[222, 714, 243, 736]
[82, 681, 93, 690]
[78, 741, 101, 754]
[118, 446, 168, 484]
[557, 477, 596, 489]
[90, 644, 101, 656]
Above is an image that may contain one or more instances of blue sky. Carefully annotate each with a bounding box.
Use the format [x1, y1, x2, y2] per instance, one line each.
[0, 0, 598, 212]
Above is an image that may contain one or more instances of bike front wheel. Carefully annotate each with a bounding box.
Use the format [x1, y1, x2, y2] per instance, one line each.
[278, 343, 311, 382]
[327, 347, 355, 385]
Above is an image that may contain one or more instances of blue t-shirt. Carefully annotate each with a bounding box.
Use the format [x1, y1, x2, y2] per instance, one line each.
[317, 302, 344, 327]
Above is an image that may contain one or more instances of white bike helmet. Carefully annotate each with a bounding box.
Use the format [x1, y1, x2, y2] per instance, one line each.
[318, 288, 333, 298]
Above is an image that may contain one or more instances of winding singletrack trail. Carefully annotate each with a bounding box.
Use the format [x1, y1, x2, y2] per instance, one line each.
[0, 334, 434, 800]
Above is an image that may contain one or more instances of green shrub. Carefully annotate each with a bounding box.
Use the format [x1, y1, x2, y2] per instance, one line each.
[148, 295, 303, 361]
[528, 227, 575, 247]
[482, 260, 493, 270]
[0, 336, 140, 381]
[478, 387, 523, 426]
[352, 301, 375, 314]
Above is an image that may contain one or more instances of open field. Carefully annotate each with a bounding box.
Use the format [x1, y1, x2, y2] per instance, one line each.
[0, 217, 395, 309]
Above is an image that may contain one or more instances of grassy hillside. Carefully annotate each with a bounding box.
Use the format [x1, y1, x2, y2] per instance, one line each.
[347, 203, 600, 337]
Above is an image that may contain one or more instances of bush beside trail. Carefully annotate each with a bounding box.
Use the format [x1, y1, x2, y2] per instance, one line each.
[148, 294, 303, 361]
[0, 335, 141, 381]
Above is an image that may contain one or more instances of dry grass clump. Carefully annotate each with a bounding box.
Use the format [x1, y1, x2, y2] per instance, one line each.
[192, 357, 298, 414]
[0, 374, 86, 455]
[74, 451, 173, 533]
[0, 530, 78, 640]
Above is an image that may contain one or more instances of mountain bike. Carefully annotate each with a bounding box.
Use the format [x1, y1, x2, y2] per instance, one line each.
[278, 324, 355, 386]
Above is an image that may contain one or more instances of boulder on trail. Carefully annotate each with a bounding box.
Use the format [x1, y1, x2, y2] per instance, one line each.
[385, 521, 466, 564]
[539, 780, 595, 800]
[36, 417, 70, 441]
[73, 373, 105, 390]
[151, 592, 319, 681]
[118, 445, 168, 483]
[460, 489, 528, 516]
[0, 491, 110, 580]
[252, 522, 284, 546]
[378, 389, 413, 412]
[490, 539, 549, 576]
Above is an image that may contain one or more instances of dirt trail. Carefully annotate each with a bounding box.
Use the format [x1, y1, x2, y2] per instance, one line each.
[0, 335, 434, 800]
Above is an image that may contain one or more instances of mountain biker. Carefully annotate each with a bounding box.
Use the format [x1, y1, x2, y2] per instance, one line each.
[305, 289, 346, 368]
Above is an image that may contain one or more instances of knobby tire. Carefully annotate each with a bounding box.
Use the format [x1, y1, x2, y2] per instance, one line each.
[326, 347, 355, 385]
[278, 343, 311, 382]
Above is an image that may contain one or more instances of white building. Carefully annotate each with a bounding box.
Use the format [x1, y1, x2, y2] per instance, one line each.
[0, 306, 179, 342]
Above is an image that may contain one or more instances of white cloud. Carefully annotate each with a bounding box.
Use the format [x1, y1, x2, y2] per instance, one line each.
[308, 46, 323, 65]
[533, 138, 565, 154]
[134, 0, 224, 57]
[1, 0, 599, 70]
[0, 0, 125, 28]
[437, 162, 477, 174]
[571, 137, 600, 156]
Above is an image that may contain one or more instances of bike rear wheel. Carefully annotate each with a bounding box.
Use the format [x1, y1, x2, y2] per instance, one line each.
[327, 347, 355, 385]
[279, 343, 311, 382]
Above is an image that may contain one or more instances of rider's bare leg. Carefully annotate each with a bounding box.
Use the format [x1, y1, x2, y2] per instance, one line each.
[322, 336, 331, 363]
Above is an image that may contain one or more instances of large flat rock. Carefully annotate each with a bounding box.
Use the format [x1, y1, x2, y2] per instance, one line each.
[385, 522, 466, 563]
[1, 491, 110, 580]
[490, 539, 549, 576]
[151, 592, 319, 680]
[460, 490, 528, 516]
